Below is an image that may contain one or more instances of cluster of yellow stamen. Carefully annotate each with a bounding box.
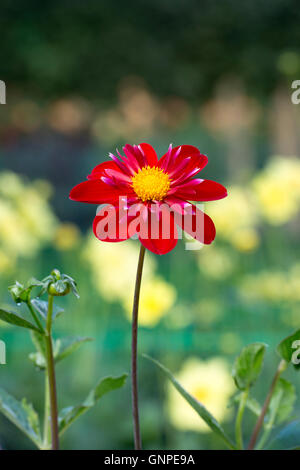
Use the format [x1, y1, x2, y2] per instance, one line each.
[131, 166, 171, 201]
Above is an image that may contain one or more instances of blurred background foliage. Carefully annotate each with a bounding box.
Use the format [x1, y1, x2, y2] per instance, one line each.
[0, 0, 300, 450]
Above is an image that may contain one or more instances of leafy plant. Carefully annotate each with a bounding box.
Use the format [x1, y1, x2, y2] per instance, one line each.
[0, 269, 127, 450]
[145, 329, 300, 450]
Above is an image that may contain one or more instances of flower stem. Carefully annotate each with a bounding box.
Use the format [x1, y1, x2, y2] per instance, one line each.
[247, 359, 287, 450]
[235, 388, 249, 449]
[131, 244, 146, 450]
[256, 405, 277, 450]
[43, 374, 50, 449]
[44, 294, 59, 450]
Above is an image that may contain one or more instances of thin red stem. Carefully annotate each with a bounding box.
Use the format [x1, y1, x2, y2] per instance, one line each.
[131, 244, 146, 450]
[247, 360, 287, 450]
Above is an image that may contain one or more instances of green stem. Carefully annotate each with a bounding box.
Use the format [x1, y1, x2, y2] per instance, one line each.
[131, 244, 146, 450]
[247, 360, 287, 450]
[42, 374, 51, 449]
[235, 388, 249, 449]
[27, 300, 44, 333]
[44, 294, 59, 450]
[256, 410, 276, 450]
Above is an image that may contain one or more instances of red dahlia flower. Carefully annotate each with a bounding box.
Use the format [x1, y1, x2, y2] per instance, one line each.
[69, 143, 227, 255]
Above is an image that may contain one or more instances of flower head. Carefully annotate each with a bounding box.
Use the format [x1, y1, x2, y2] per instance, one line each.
[167, 358, 234, 432]
[70, 144, 227, 255]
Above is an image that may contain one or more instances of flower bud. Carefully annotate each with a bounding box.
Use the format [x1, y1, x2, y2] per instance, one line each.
[51, 269, 61, 281]
[48, 280, 71, 297]
[9, 282, 31, 304]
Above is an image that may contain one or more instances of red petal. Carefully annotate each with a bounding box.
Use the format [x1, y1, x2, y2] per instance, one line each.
[104, 168, 132, 184]
[139, 235, 177, 255]
[165, 197, 216, 244]
[174, 179, 227, 201]
[139, 205, 178, 255]
[139, 143, 158, 167]
[93, 205, 136, 242]
[69, 180, 122, 204]
[123, 144, 144, 170]
[87, 161, 119, 180]
[159, 145, 208, 177]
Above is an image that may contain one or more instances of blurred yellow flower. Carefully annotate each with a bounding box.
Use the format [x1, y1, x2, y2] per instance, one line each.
[0, 172, 24, 198]
[83, 236, 176, 326]
[123, 277, 176, 327]
[197, 245, 234, 279]
[239, 263, 300, 303]
[206, 185, 259, 252]
[82, 236, 156, 302]
[240, 271, 286, 302]
[207, 186, 258, 237]
[230, 227, 260, 253]
[0, 172, 57, 273]
[0, 250, 13, 273]
[168, 357, 234, 432]
[54, 223, 81, 251]
[252, 156, 300, 225]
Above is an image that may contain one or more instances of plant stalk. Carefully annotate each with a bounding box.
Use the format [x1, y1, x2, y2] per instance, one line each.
[247, 359, 287, 450]
[44, 294, 59, 450]
[43, 374, 51, 449]
[235, 388, 249, 449]
[131, 244, 146, 450]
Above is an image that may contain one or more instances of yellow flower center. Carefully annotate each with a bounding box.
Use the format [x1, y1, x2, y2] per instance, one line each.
[131, 166, 171, 201]
[194, 386, 210, 403]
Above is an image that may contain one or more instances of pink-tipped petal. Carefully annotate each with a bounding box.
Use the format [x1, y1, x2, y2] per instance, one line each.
[109, 152, 133, 176]
[159, 145, 208, 176]
[168, 157, 191, 179]
[123, 145, 142, 172]
[160, 144, 173, 171]
[105, 168, 132, 184]
[138, 143, 158, 167]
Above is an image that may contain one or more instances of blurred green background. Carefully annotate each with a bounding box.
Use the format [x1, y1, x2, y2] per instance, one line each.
[0, 0, 300, 450]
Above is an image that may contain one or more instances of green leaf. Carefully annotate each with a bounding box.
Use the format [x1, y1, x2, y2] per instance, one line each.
[55, 336, 93, 363]
[58, 374, 127, 436]
[29, 336, 91, 369]
[0, 308, 44, 334]
[245, 396, 261, 417]
[29, 330, 47, 369]
[26, 277, 44, 289]
[31, 299, 64, 321]
[28, 351, 46, 369]
[232, 343, 267, 390]
[144, 354, 235, 450]
[230, 392, 261, 417]
[21, 398, 41, 439]
[277, 329, 300, 370]
[266, 378, 296, 427]
[30, 331, 46, 356]
[0, 387, 41, 447]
